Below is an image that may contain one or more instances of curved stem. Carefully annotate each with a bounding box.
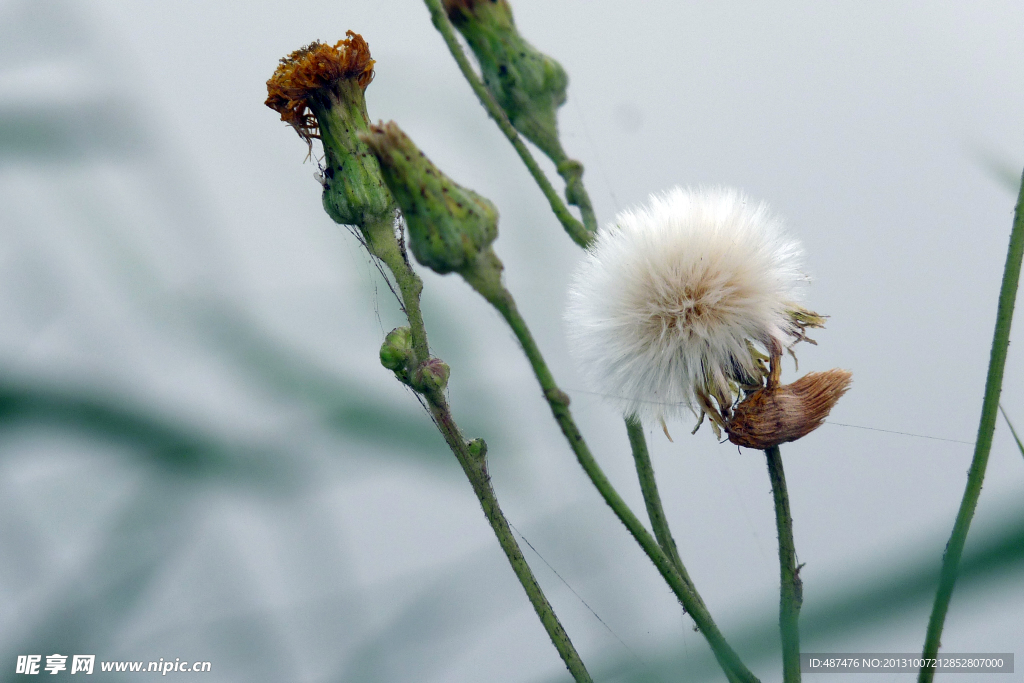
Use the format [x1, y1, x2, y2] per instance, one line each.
[370, 232, 592, 682]
[918, 169, 1024, 681]
[462, 259, 758, 683]
[423, 0, 592, 249]
[765, 445, 801, 683]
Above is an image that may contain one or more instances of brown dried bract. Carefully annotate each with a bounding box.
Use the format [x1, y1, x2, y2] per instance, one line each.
[265, 31, 375, 143]
[725, 369, 852, 449]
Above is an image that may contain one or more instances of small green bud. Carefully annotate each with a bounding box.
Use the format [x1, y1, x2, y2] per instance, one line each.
[443, 0, 568, 162]
[379, 326, 414, 372]
[265, 32, 395, 229]
[412, 358, 451, 393]
[360, 121, 498, 274]
[467, 437, 487, 460]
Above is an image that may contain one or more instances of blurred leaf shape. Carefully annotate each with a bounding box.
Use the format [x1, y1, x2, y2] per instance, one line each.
[188, 302, 454, 466]
[973, 148, 1022, 193]
[539, 506, 1024, 683]
[0, 378, 294, 483]
[0, 105, 148, 161]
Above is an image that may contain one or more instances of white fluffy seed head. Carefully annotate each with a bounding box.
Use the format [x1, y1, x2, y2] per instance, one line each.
[565, 186, 808, 424]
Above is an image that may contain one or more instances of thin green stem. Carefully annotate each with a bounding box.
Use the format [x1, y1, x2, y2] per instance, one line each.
[765, 445, 801, 683]
[625, 417, 701, 602]
[424, 392, 592, 683]
[423, 0, 592, 249]
[919, 169, 1024, 682]
[998, 404, 1024, 460]
[370, 232, 592, 683]
[628, 419, 743, 683]
[551, 153, 598, 236]
[462, 259, 758, 683]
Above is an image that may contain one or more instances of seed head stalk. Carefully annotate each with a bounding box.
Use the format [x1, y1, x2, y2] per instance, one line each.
[918, 168, 1024, 681]
[765, 445, 802, 683]
[461, 259, 759, 683]
[625, 418, 704, 606]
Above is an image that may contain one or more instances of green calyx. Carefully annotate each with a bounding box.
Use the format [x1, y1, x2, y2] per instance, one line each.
[311, 80, 397, 230]
[412, 358, 451, 393]
[444, 0, 568, 162]
[360, 121, 498, 275]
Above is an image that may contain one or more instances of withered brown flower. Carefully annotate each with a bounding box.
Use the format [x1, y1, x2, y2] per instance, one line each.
[265, 31, 375, 145]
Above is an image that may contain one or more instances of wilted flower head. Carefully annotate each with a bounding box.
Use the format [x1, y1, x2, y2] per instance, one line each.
[265, 31, 375, 145]
[265, 32, 395, 231]
[566, 186, 823, 433]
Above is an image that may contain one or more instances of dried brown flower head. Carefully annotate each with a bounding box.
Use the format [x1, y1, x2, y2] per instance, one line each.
[265, 31, 375, 143]
[725, 369, 853, 449]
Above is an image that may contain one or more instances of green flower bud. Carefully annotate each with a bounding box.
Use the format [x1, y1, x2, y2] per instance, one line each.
[265, 32, 395, 229]
[412, 358, 451, 393]
[467, 437, 488, 460]
[360, 121, 498, 275]
[379, 326, 415, 373]
[442, 0, 568, 163]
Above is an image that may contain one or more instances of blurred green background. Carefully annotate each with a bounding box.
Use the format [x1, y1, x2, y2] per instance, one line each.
[0, 0, 1022, 681]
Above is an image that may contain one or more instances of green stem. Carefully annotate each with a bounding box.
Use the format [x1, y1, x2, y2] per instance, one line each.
[424, 391, 592, 683]
[462, 258, 759, 683]
[369, 231, 592, 683]
[918, 169, 1024, 681]
[625, 417, 701, 603]
[765, 445, 802, 683]
[423, 0, 593, 249]
[628, 418, 743, 683]
[553, 154, 598, 235]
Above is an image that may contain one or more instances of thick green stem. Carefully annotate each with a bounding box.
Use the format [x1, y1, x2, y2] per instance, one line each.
[370, 232, 591, 682]
[765, 446, 801, 683]
[918, 169, 1024, 681]
[462, 259, 758, 683]
[423, 0, 593, 249]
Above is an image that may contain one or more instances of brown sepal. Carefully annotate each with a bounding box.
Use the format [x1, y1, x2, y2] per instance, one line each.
[725, 369, 852, 449]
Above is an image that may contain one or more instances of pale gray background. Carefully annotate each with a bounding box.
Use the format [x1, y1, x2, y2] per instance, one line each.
[0, 0, 1022, 681]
